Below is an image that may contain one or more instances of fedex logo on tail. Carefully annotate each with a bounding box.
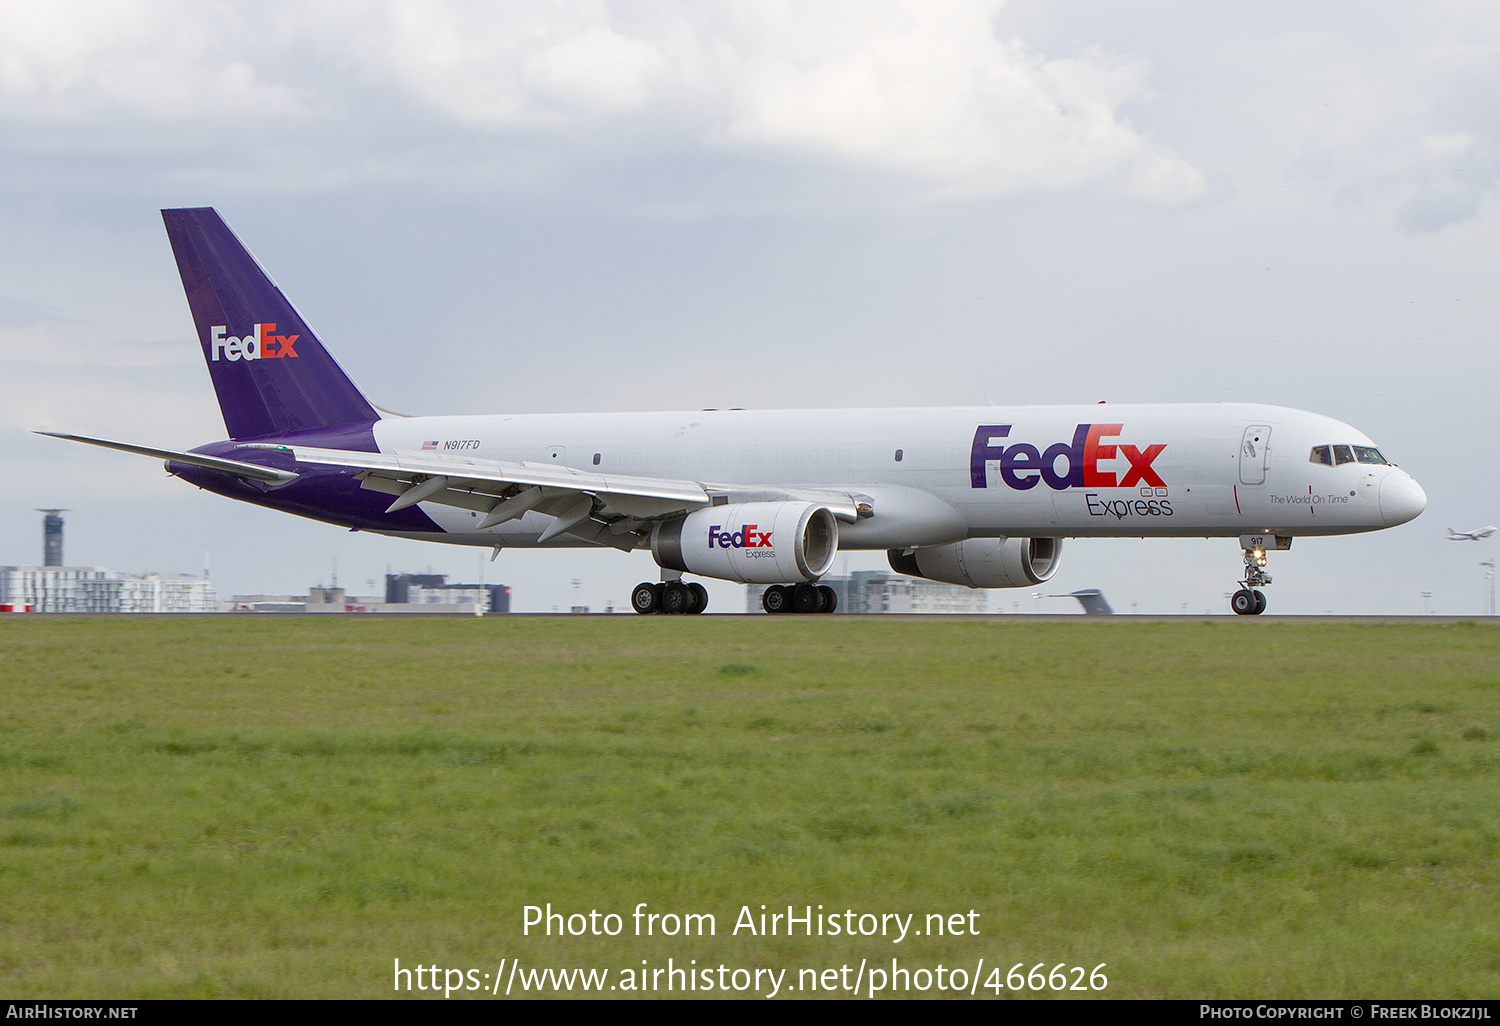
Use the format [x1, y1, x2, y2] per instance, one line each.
[210, 324, 300, 362]
[970, 424, 1166, 491]
[708, 524, 772, 549]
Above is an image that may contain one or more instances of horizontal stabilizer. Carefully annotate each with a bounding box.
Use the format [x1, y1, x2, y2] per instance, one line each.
[37, 431, 298, 484]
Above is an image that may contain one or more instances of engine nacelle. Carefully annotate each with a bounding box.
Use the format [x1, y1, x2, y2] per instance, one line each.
[887, 537, 1062, 589]
[653, 502, 839, 584]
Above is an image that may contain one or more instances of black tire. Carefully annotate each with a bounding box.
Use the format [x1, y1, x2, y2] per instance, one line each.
[1252, 589, 1267, 615]
[762, 585, 790, 614]
[631, 582, 659, 615]
[792, 583, 821, 614]
[818, 585, 837, 614]
[1231, 589, 1256, 615]
[687, 582, 708, 614]
[661, 581, 690, 614]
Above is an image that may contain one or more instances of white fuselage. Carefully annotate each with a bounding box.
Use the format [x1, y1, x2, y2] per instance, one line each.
[367, 401, 1424, 549]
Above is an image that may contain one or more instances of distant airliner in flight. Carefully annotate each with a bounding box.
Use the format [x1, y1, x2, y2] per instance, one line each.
[1447, 526, 1496, 541]
[42, 208, 1427, 615]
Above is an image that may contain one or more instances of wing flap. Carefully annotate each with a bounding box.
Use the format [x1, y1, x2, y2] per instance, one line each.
[245, 444, 714, 526]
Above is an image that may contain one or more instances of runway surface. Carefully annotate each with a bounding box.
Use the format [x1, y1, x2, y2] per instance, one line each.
[11, 612, 1498, 624]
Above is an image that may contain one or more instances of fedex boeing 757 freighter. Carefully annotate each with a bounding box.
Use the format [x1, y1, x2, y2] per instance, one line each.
[43, 208, 1427, 615]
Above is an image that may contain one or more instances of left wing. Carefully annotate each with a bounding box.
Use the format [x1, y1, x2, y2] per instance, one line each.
[247, 444, 864, 547]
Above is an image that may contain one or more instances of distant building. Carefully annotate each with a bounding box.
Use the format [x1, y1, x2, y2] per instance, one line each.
[387, 573, 510, 613]
[38, 510, 67, 567]
[228, 595, 310, 614]
[232, 588, 380, 613]
[0, 566, 217, 613]
[746, 570, 989, 614]
[384, 573, 447, 603]
[306, 587, 348, 606]
[1, 510, 218, 613]
[229, 574, 511, 614]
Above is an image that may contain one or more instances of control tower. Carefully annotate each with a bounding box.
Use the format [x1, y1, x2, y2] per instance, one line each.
[37, 509, 68, 567]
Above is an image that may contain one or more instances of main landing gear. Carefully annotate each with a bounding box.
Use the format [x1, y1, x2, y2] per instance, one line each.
[628, 580, 839, 615]
[631, 580, 708, 615]
[762, 583, 838, 615]
[1230, 544, 1272, 616]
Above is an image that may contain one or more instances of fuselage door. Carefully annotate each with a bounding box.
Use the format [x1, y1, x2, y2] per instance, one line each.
[1239, 425, 1271, 485]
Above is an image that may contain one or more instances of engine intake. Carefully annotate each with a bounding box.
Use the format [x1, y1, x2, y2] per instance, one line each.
[888, 537, 1061, 589]
[653, 501, 839, 584]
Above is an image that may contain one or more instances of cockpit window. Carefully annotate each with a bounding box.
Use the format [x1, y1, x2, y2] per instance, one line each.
[1312, 443, 1390, 467]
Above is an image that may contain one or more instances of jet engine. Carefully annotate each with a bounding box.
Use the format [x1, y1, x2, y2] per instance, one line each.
[887, 537, 1061, 589]
[652, 502, 839, 584]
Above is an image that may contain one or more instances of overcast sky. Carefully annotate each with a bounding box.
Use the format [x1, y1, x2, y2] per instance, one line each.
[3, 0, 1497, 614]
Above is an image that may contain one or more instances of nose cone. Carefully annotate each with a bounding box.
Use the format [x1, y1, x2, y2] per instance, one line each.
[1380, 471, 1428, 527]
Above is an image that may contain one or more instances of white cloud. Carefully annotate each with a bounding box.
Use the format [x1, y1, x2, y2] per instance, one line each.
[1421, 131, 1474, 158]
[0, 0, 1201, 203]
[1397, 182, 1485, 234]
[1396, 130, 1495, 233]
[697, 3, 1202, 202]
[523, 26, 663, 114]
[0, 1, 304, 120]
[354, 1, 612, 127]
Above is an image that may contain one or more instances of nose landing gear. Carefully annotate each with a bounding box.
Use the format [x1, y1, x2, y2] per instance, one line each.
[1230, 541, 1273, 615]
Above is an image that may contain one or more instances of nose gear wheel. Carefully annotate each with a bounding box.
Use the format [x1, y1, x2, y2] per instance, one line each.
[1231, 546, 1272, 615]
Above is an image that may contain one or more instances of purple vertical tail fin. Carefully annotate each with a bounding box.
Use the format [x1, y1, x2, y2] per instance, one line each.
[162, 207, 378, 440]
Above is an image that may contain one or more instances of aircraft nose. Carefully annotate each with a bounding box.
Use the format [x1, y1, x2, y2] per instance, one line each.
[1380, 470, 1427, 527]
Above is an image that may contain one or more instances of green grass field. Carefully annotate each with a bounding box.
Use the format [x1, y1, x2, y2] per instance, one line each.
[1, 616, 1496, 999]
